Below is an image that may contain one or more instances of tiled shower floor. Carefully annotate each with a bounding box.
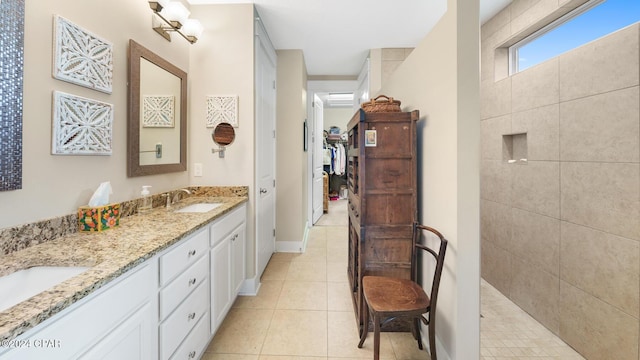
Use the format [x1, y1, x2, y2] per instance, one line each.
[202, 199, 585, 359]
[481, 280, 585, 360]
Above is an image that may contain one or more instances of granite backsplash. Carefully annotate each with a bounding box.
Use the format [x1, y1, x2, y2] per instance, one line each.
[0, 186, 248, 257]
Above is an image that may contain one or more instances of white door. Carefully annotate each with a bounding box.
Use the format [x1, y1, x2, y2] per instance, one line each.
[255, 18, 277, 279]
[312, 95, 324, 223]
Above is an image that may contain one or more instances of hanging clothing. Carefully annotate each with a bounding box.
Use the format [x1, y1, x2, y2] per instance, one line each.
[323, 148, 332, 166]
[333, 143, 346, 176]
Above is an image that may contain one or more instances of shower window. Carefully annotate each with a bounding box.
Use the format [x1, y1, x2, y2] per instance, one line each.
[509, 0, 640, 74]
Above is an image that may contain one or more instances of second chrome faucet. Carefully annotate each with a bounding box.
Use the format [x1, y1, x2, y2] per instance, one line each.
[166, 188, 191, 208]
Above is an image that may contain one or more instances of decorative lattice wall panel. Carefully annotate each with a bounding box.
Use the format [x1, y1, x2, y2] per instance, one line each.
[143, 95, 175, 127]
[53, 15, 113, 93]
[52, 91, 113, 155]
[207, 95, 238, 128]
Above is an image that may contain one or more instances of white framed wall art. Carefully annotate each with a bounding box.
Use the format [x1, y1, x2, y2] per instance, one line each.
[53, 15, 113, 93]
[142, 95, 175, 127]
[206, 95, 239, 128]
[52, 91, 113, 155]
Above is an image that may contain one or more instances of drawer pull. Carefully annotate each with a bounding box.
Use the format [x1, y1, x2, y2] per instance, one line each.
[188, 312, 196, 320]
[188, 249, 196, 257]
[189, 351, 196, 358]
[189, 277, 197, 286]
[231, 234, 238, 241]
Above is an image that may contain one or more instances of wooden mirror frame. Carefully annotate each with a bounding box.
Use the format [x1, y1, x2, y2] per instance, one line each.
[127, 39, 187, 177]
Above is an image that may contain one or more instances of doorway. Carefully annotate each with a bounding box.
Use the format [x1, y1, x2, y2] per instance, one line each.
[306, 80, 358, 228]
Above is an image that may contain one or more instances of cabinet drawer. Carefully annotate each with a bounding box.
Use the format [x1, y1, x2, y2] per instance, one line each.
[160, 228, 209, 285]
[159, 282, 208, 360]
[169, 311, 209, 360]
[159, 254, 208, 319]
[210, 204, 246, 247]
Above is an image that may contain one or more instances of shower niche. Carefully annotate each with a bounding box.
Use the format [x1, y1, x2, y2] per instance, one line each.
[503, 133, 527, 164]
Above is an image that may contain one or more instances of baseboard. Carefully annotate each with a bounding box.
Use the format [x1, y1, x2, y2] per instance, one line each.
[275, 241, 303, 253]
[301, 220, 310, 251]
[238, 275, 261, 296]
[275, 224, 310, 253]
[421, 331, 451, 360]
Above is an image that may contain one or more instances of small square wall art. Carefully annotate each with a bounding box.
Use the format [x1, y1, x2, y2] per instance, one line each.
[53, 15, 113, 93]
[207, 95, 238, 128]
[52, 91, 113, 155]
[142, 95, 175, 127]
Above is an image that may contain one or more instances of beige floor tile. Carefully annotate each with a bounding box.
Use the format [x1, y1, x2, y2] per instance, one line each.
[261, 309, 328, 357]
[481, 279, 585, 360]
[326, 246, 348, 263]
[271, 252, 301, 262]
[262, 261, 292, 281]
[260, 356, 326, 360]
[316, 200, 348, 226]
[307, 236, 327, 249]
[327, 310, 396, 359]
[277, 281, 327, 310]
[325, 226, 348, 243]
[327, 282, 353, 311]
[203, 354, 259, 360]
[308, 226, 327, 241]
[207, 308, 274, 354]
[290, 246, 327, 263]
[386, 332, 430, 360]
[234, 280, 283, 309]
[326, 262, 349, 283]
[286, 260, 327, 281]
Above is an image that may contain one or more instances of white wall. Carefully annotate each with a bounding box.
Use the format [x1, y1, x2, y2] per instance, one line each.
[188, 4, 256, 277]
[379, 0, 480, 358]
[0, 0, 191, 229]
[323, 108, 353, 133]
[275, 50, 308, 245]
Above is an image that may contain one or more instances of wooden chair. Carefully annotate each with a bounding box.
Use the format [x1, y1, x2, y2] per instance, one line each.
[357, 223, 448, 360]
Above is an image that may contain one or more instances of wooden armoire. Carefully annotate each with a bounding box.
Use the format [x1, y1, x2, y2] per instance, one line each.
[346, 108, 419, 333]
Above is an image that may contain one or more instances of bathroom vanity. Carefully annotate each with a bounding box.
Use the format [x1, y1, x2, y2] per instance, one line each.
[0, 196, 247, 360]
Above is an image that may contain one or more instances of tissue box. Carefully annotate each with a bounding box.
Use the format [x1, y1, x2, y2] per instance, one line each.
[78, 203, 120, 232]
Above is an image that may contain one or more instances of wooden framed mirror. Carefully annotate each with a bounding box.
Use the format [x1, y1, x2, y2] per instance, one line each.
[127, 39, 187, 177]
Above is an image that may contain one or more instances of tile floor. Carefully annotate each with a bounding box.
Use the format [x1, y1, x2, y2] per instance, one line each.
[203, 199, 586, 360]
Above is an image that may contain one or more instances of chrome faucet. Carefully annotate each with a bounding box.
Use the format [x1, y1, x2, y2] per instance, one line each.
[166, 188, 191, 208]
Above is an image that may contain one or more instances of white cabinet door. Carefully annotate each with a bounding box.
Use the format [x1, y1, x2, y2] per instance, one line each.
[210, 237, 231, 334]
[78, 301, 156, 360]
[231, 225, 246, 296]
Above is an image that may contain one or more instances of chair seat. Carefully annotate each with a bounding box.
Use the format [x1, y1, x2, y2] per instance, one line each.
[362, 276, 430, 314]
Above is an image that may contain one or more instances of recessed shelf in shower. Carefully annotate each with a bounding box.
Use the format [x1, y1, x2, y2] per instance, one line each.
[503, 133, 527, 164]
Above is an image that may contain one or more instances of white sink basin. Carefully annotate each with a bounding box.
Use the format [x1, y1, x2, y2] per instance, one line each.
[0, 266, 89, 312]
[174, 203, 222, 213]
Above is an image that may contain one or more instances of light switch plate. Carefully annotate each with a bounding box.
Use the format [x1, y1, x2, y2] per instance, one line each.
[194, 163, 203, 177]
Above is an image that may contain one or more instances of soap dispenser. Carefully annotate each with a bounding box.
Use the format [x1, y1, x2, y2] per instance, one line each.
[139, 185, 152, 214]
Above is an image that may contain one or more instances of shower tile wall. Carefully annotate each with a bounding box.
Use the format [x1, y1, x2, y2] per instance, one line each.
[481, 1, 640, 359]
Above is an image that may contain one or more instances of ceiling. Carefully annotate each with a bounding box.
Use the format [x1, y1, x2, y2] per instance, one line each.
[188, 0, 512, 76]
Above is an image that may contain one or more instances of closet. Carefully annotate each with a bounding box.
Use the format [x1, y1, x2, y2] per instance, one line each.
[323, 129, 347, 200]
[346, 108, 419, 333]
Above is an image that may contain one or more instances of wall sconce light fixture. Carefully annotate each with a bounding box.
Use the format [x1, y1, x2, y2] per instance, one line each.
[148, 1, 203, 44]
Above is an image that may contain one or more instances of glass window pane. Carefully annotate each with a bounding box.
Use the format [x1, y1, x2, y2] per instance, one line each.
[515, 0, 640, 72]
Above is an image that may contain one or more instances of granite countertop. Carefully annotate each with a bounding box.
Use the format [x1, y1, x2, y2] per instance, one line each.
[0, 195, 247, 342]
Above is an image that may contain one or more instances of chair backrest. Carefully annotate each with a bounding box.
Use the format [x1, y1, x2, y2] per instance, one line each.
[411, 223, 448, 312]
